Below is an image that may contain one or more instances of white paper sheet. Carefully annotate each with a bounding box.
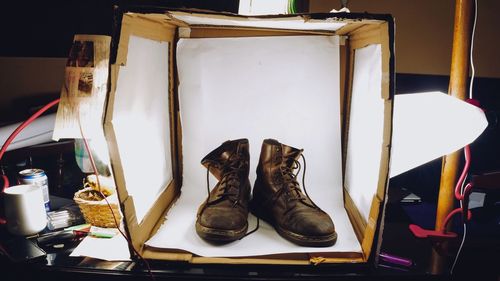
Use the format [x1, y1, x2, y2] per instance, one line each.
[145, 35, 362, 256]
[171, 13, 346, 31]
[344, 44, 385, 222]
[70, 235, 131, 261]
[110, 36, 172, 224]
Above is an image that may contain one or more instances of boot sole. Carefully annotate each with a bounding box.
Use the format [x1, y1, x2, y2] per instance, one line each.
[250, 200, 337, 247]
[275, 225, 337, 247]
[195, 221, 248, 244]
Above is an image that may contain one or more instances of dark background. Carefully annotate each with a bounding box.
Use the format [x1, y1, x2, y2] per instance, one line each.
[0, 1, 240, 58]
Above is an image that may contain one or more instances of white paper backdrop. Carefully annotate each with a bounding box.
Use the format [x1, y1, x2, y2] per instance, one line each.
[111, 36, 172, 224]
[146, 35, 363, 256]
[344, 44, 385, 222]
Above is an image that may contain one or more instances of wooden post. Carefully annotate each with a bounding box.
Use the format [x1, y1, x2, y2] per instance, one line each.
[431, 0, 474, 274]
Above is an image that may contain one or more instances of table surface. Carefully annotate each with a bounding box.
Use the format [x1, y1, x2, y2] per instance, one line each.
[3, 195, 496, 281]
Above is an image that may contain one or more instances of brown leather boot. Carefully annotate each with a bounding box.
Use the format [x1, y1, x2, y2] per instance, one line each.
[250, 139, 337, 247]
[196, 139, 251, 243]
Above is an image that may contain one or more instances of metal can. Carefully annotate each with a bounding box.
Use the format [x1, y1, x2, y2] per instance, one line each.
[18, 168, 50, 212]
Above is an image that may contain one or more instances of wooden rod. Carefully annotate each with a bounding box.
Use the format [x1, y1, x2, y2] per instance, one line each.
[436, 0, 474, 233]
[432, 0, 474, 274]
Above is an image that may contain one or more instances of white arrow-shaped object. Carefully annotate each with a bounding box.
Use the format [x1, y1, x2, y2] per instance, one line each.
[390, 91, 488, 178]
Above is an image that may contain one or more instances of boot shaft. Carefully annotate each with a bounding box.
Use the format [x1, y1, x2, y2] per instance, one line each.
[201, 138, 250, 181]
[251, 139, 337, 247]
[255, 139, 303, 193]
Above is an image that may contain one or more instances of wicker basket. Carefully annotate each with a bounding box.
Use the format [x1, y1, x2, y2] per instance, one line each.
[73, 187, 122, 228]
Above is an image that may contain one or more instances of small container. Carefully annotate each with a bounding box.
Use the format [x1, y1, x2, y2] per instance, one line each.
[18, 169, 50, 212]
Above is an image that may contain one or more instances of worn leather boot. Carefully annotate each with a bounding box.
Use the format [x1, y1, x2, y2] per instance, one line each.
[250, 139, 337, 247]
[196, 139, 251, 243]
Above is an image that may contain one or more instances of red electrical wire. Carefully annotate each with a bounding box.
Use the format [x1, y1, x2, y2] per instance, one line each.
[441, 208, 472, 232]
[0, 98, 60, 192]
[455, 145, 473, 200]
[456, 183, 473, 201]
[0, 98, 60, 224]
[438, 144, 474, 232]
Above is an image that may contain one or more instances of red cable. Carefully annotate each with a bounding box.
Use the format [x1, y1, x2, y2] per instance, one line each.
[454, 145, 471, 200]
[441, 144, 473, 231]
[441, 208, 472, 232]
[0, 99, 60, 193]
[456, 183, 474, 201]
[434, 145, 474, 233]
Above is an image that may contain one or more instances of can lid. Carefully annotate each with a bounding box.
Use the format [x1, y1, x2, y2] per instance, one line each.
[19, 168, 45, 178]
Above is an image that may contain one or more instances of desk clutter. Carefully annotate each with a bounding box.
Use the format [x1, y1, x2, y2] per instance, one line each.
[73, 175, 122, 228]
[47, 205, 85, 230]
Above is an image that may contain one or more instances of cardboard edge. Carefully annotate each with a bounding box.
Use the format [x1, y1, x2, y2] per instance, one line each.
[167, 10, 386, 32]
[349, 23, 383, 50]
[74, 34, 112, 42]
[343, 190, 367, 244]
[342, 21, 393, 262]
[186, 26, 334, 38]
[116, 15, 131, 66]
[360, 195, 382, 259]
[142, 248, 364, 265]
[339, 42, 348, 122]
[366, 22, 393, 260]
[335, 22, 365, 36]
[380, 23, 391, 100]
[105, 12, 181, 255]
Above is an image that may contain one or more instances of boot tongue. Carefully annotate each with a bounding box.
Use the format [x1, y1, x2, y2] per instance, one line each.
[281, 144, 303, 168]
[219, 139, 248, 163]
[219, 151, 233, 163]
[201, 139, 247, 180]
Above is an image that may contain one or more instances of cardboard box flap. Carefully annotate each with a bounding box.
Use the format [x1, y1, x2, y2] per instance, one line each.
[341, 20, 393, 259]
[105, 13, 179, 251]
[167, 11, 347, 31]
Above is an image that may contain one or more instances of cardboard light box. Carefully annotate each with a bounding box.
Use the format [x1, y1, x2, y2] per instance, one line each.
[104, 9, 394, 265]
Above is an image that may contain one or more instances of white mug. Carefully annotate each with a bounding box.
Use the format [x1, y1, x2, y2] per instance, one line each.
[3, 184, 47, 236]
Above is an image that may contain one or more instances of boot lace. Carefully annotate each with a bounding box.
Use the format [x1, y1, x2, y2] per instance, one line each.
[277, 154, 319, 213]
[204, 153, 260, 239]
[205, 154, 247, 207]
